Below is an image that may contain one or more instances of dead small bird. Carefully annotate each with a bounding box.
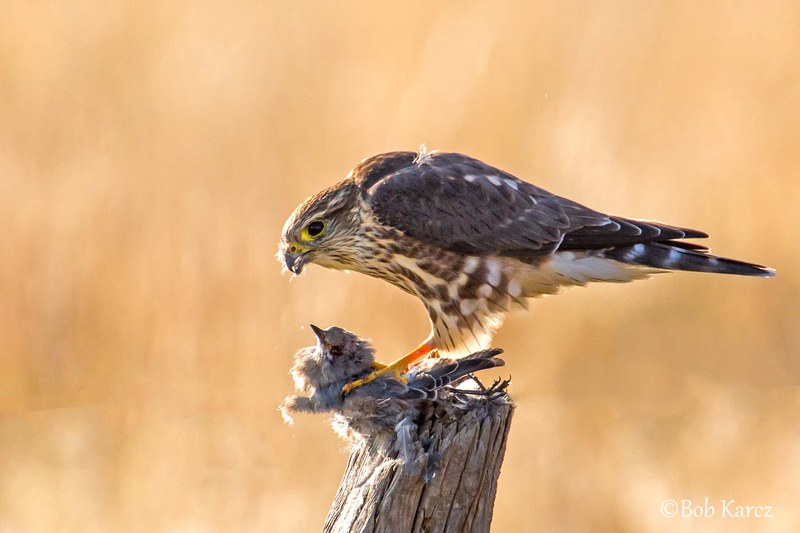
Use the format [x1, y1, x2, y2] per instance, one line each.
[281, 325, 506, 473]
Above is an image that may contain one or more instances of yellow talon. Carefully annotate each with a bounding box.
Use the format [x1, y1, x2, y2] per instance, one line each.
[342, 337, 434, 394]
[342, 361, 408, 393]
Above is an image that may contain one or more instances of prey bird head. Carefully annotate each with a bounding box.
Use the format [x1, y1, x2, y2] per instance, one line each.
[306, 324, 375, 385]
[279, 182, 363, 275]
[290, 325, 375, 393]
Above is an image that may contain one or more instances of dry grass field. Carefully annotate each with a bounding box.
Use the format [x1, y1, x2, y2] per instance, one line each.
[1, 1, 799, 532]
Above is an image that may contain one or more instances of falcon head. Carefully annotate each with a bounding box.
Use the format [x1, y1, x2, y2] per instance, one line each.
[279, 183, 364, 275]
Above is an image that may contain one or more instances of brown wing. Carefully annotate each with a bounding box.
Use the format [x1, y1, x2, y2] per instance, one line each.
[360, 151, 706, 261]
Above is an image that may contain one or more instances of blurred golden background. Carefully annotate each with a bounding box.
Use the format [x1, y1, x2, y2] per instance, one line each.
[1, 1, 799, 531]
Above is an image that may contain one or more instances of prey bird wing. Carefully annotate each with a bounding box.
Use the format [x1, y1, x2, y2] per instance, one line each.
[349, 349, 506, 401]
[406, 348, 506, 399]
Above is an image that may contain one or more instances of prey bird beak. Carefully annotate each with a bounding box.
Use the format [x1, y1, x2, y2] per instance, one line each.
[310, 324, 326, 343]
[284, 250, 307, 275]
[310, 324, 334, 362]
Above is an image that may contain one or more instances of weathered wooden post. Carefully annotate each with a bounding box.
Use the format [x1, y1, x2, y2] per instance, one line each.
[324, 395, 515, 533]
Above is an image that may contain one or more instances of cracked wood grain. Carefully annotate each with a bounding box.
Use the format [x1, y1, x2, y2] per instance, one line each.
[324, 398, 515, 533]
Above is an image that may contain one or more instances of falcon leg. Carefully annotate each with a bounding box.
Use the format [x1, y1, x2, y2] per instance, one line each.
[342, 336, 435, 393]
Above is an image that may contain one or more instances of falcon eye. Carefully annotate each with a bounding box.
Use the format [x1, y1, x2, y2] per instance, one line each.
[305, 220, 325, 239]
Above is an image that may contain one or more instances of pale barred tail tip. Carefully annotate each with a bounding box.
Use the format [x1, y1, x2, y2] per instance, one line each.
[603, 243, 776, 278]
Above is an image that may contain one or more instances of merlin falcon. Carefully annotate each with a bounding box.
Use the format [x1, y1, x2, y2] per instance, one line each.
[279, 149, 774, 390]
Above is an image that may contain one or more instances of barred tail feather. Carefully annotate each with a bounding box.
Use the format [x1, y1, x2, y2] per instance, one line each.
[408, 349, 505, 397]
[603, 242, 775, 277]
[427, 348, 505, 383]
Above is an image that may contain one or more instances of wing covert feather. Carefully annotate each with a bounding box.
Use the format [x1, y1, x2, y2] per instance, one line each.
[358, 152, 708, 258]
[366, 153, 608, 259]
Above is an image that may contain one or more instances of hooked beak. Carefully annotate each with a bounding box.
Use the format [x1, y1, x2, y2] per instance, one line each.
[284, 250, 309, 275]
